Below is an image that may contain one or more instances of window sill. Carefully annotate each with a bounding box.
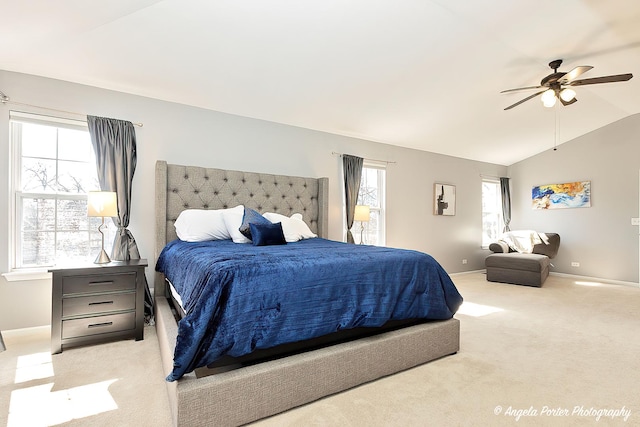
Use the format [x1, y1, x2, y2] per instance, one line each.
[2, 269, 52, 282]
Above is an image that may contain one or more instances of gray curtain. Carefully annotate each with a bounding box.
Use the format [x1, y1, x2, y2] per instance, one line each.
[87, 115, 152, 319]
[500, 177, 511, 232]
[343, 154, 363, 244]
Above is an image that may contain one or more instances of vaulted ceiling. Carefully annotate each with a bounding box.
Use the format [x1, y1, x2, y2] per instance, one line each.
[2, 0, 639, 165]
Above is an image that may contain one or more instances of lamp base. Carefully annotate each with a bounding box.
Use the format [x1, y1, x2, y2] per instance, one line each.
[94, 249, 111, 264]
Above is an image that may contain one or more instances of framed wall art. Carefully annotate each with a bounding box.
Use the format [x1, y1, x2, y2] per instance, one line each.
[434, 183, 455, 216]
[532, 181, 591, 210]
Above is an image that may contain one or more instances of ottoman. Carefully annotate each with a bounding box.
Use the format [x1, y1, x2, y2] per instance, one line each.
[485, 253, 550, 287]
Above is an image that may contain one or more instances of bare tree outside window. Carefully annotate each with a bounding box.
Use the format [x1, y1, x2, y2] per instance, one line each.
[12, 117, 115, 268]
[356, 165, 386, 246]
[482, 179, 503, 248]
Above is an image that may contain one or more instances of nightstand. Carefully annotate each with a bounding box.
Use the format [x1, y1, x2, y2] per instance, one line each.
[50, 259, 148, 354]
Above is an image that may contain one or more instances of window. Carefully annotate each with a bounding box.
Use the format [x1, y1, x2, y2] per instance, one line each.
[356, 162, 386, 246]
[482, 179, 503, 248]
[10, 112, 112, 268]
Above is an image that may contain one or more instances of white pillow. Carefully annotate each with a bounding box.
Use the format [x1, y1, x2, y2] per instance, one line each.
[263, 212, 317, 242]
[290, 213, 317, 239]
[262, 212, 296, 242]
[174, 209, 231, 242]
[221, 205, 251, 243]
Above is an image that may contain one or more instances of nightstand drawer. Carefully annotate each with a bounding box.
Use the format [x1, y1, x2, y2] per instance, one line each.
[62, 312, 136, 339]
[63, 272, 136, 295]
[62, 293, 136, 317]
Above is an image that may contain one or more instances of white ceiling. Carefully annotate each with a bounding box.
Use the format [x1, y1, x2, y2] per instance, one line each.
[2, 0, 640, 165]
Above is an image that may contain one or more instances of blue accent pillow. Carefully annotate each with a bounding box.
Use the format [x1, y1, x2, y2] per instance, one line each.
[249, 222, 287, 246]
[239, 207, 272, 240]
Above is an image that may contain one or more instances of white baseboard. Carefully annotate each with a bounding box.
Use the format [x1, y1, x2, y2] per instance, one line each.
[449, 270, 485, 276]
[469, 268, 638, 288]
[549, 272, 639, 288]
[2, 324, 51, 335]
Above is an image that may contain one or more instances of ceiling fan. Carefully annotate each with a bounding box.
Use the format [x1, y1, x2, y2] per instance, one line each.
[502, 59, 633, 110]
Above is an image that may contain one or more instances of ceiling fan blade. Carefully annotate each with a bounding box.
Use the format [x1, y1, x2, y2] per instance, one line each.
[500, 85, 544, 94]
[557, 66, 593, 84]
[504, 90, 546, 110]
[560, 96, 578, 106]
[568, 73, 633, 86]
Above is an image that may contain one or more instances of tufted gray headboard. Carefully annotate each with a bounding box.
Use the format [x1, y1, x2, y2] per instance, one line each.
[154, 160, 329, 295]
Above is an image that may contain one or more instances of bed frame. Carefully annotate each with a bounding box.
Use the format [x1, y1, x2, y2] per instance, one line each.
[154, 160, 460, 426]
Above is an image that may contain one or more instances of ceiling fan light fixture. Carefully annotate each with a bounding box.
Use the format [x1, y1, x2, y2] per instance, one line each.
[502, 60, 632, 111]
[541, 89, 557, 107]
[559, 88, 576, 102]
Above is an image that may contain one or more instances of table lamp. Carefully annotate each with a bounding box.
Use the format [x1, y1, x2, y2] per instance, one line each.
[354, 205, 370, 245]
[88, 191, 118, 264]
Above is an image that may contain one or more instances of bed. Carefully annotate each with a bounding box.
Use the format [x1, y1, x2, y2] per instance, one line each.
[154, 160, 462, 426]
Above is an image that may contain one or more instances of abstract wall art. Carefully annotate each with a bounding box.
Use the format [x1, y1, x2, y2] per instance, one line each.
[434, 183, 455, 216]
[532, 181, 591, 210]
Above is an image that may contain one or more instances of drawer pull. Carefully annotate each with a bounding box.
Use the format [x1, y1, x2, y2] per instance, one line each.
[88, 281, 114, 286]
[88, 321, 113, 328]
[88, 301, 114, 306]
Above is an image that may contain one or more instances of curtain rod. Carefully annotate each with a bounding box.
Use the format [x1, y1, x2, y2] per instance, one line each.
[480, 174, 508, 179]
[0, 90, 143, 127]
[331, 151, 396, 165]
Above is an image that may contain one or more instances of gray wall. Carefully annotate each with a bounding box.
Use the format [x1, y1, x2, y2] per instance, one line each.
[508, 113, 640, 283]
[0, 70, 506, 329]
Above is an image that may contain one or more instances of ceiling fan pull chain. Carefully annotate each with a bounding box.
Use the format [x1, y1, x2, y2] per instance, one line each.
[554, 103, 559, 152]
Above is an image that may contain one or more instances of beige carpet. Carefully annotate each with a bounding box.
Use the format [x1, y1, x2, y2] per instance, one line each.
[1, 273, 638, 426]
[0, 324, 172, 426]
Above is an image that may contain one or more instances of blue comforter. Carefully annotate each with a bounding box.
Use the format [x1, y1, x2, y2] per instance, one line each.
[156, 238, 463, 381]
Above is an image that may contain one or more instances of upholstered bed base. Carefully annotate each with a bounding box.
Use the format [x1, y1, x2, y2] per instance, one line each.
[156, 295, 459, 427]
[154, 160, 460, 426]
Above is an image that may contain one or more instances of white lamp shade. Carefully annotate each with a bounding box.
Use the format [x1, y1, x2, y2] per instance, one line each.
[88, 191, 118, 217]
[541, 89, 557, 107]
[354, 205, 370, 222]
[559, 88, 576, 102]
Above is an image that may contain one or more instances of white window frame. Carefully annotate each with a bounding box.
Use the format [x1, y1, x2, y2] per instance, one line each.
[481, 178, 504, 248]
[9, 111, 105, 270]
[357, 161, 386, 246]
